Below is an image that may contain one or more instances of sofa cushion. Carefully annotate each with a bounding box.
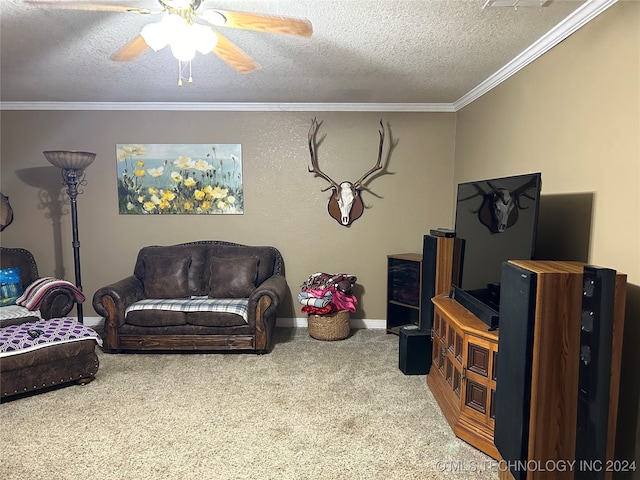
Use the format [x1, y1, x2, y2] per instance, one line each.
[126, 310, 188, 327]
[135, 244, 211, 296]
[206, 245, 277, 285]
[125, 298, 249, 327]
[142, 253, 191, 299]
[0, 305, 42, 328]
[209, 256, 257, 298]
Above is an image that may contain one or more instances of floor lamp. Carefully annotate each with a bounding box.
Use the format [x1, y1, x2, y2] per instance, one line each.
[43, 150, 96, 324]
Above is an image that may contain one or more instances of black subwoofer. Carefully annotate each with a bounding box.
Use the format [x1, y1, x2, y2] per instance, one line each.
[399, 326, 431, 375]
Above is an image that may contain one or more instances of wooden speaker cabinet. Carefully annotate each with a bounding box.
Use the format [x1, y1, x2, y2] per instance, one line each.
[495, 261, 627, 480]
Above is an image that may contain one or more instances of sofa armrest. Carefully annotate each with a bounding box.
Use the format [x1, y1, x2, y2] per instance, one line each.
[38, 285, 76, 320]
[92, 275, 145, 329]
[248, 275, 287, 322]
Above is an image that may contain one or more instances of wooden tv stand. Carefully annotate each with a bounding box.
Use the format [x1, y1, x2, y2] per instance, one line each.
[427, 294, 499, 459]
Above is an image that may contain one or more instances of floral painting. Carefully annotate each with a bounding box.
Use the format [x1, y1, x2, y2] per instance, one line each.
[116, 144, 243, 215]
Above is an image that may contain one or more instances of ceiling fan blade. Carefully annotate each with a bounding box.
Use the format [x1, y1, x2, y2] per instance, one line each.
[24, 1, 155, 14]
[111, 34, 150, 62]
[204, 9, 312, 37]
[213, 31, 260, 74]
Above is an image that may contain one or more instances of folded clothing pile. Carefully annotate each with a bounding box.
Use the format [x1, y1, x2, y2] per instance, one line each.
[298, 272, 357, 315]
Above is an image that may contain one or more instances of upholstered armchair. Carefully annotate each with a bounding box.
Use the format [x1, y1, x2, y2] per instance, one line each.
[0, 247, 79, 327]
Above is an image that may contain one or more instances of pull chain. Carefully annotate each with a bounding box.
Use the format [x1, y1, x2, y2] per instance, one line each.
[177, 60, 194, 87]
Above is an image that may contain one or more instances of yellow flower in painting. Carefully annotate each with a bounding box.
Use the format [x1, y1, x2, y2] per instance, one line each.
[183, 201, 193, 211]
[160, 190, 175, 201]
[143, 201, 156, 212]
[194, 159, 212, 172]
[126, 202, 135, 211]
[201, 201, 211, 210]
[148, 187, 158, 195]
[148, 167, 164, 178]
[211, 186, 228, 199]
[183, 177, 196, 188]
[137, 196, 145, 204]
[194, 190, 205, 201]
[174, 156, 194, 170]
[159, 199, 171, 210]
[171, 171, 182, 183]
[133, 169, 145, 177]
[137, 160, 145, 168]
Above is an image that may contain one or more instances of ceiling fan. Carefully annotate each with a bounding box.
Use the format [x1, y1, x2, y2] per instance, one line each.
[25, 0, 313, 80]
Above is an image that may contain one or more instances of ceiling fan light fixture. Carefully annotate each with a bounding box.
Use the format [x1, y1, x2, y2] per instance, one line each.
[192, 24, 218, 54]
[141, 14, 217, 60]
[140, 19, 169, 51]
[140, 13, 219, 85]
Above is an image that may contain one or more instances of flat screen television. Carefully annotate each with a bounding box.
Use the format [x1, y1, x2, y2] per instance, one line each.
[451, 172, 542, 329]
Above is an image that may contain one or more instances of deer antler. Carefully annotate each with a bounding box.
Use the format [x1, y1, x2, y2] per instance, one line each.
[354, 120, 385, 189]
[308, 117, 339, 192]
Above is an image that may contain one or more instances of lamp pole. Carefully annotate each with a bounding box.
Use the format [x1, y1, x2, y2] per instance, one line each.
[61, 168, 85, 323]
[44, 151, 96, 324]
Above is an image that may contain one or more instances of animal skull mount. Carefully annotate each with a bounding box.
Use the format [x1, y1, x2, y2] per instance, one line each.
[307, 118, 384, 226]
[459, 176, 539, 234]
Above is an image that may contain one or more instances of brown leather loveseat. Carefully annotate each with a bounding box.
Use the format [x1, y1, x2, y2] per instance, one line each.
[93, 240, 287, 354]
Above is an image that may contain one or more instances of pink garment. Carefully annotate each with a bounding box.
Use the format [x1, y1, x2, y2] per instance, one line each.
[331, 290, 357, 313]
[302, 304, 336, 315]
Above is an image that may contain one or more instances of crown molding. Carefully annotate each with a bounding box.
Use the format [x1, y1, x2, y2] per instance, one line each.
[0, 102, 455, 112]
[0, 0, 616, 113]
[454, 0, 618, 110]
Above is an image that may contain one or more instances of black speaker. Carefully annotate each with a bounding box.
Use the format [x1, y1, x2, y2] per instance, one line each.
[575, 266, 616, 478]
[399, 326, 431, 375]
[494, 262, 537, 480]
[421, 235, 438, 331]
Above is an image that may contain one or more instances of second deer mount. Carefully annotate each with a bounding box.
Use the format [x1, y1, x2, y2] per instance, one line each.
[307, 118, 385, 227]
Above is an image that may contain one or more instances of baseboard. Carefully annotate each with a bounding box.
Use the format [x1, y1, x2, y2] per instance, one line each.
[82, 317, 104, 328]
[81, 316, 387, 330]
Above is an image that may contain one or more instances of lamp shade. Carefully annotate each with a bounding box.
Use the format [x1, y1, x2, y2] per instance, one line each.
[43, 151, 96, 169]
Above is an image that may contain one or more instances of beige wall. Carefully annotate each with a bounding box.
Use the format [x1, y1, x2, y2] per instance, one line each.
[455, 1, 639, 284]
[0, 0, 637, 470]
[455, 2, 639, 476]
[0, 111, 456, 321]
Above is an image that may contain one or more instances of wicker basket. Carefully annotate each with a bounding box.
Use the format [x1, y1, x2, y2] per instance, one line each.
[307, 310, 351, 341]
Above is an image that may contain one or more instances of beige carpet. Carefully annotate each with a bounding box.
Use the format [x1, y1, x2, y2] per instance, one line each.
[0, 328, 499, 480]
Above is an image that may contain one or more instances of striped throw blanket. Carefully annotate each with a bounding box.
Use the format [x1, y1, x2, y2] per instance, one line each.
[16, 277, 86, 311]
[126, 297, 249, 323]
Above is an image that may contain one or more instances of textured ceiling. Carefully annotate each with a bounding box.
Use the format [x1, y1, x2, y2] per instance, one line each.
[0, 0, 603, 108]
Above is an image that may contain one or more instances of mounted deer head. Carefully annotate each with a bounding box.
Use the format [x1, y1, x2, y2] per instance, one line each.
[307, 118, 384, 226]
